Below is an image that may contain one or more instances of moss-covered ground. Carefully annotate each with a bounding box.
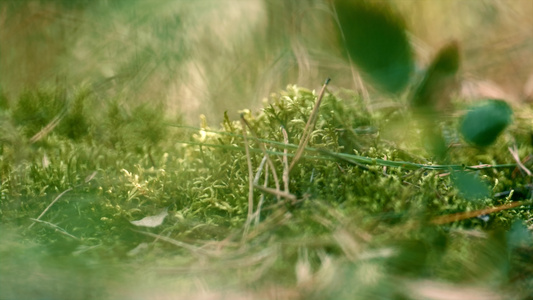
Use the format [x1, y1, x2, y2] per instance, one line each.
[1, 84, 532, 299]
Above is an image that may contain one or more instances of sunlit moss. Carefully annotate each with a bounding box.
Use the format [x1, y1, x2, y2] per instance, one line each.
[0, 84, 532, 298]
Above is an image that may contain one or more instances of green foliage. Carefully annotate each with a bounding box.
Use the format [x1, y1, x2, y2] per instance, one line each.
[411, 41, 461, 112]
[451, 171, 490, 201]
[12, 88, 65, 137]
[460, 99, 513, 147]
[0, 89, 8, 111]
[58, 90, 90, 141]
[1, 1, 532, 297]
[99, 101, 168, 153]
[334, 0, 414, 94]
[0, 85, 532, 298]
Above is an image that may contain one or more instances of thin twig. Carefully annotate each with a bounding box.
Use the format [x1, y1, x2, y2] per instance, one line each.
[27, 171, 97, 230]
[240, 116, 281, 199]
[29, 108, 68, 144]
[253, 184, 298, 202]
[29, 218, 80, 240]
[289, 78, 331, 172]
[431, 200, 531, 225]
[28, 187, 73, 229]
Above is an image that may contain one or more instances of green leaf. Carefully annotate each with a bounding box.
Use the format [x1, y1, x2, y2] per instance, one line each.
[423, 126, 448, 161]
[507, 221, 531, 249]
[334, 0, 414, 94]
[411, 41, 460, 112]
[459, 99, 513, 147]
[451, 171, 490, 201]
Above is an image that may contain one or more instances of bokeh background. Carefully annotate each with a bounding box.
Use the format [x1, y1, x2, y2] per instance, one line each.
[1, 0, 532, 124]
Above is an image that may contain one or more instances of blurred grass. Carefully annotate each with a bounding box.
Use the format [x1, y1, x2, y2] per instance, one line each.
[2, 0, 531, 124]
[0, 81, 532, 299]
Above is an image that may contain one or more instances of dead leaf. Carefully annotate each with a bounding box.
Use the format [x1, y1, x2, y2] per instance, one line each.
[130, 208, 169, 228]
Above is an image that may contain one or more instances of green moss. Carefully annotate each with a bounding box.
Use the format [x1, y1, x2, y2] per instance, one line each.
[1, 84, 532, 298]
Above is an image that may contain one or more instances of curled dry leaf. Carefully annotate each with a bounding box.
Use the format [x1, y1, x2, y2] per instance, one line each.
[130, 208, 169, 228]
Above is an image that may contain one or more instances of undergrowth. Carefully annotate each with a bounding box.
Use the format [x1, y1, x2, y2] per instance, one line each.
[0, 84, 532, 299]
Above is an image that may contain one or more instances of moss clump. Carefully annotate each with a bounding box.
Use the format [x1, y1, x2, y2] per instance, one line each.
[0, 84, 532, 299]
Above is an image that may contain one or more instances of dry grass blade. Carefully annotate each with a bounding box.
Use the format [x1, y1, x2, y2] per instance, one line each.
[133, 230, 215, 258]
[29, 108, 67, 144]
[240, 115, 281, 199]
[508, 145, 532, 176]
[28, 187, 73, 229]
[252, 155, 268, 185]
[253, 184, 297, 202]
[281, 126, 290, 193]
[289, 78, 330, 172]
[27, 171, 97, 230]
[331, 3, 369, 102]
[244, 207, 292, 241]
[253, 158, 268, 226]
[240, 115, 255, 240]
[29, 218, 80, 240]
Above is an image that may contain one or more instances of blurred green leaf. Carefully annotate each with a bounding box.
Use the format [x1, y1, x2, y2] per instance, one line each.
[423, 126, 448, 160]
[452, 171, 490, 201]
[387, 239, 428, 276]
[507, 221, 532, 249]
[459, 99, 513, 147]
[411, 41, 460, 112]
[334, 0, 414, 94]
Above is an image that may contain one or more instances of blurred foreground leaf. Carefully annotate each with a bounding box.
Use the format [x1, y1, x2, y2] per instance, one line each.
[423, 126, 448, 160]
[412, 41, 460, 113]
[334, 0, 414, 94]
[507, 221, 532, 249]
[412, 41, 460, 161]
[460, 100, 513, 147]
[452, 171, 490, 201]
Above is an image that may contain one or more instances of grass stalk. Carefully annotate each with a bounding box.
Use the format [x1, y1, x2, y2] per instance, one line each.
[240, 115, 255, 240]
[289, 77, 330, 172]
